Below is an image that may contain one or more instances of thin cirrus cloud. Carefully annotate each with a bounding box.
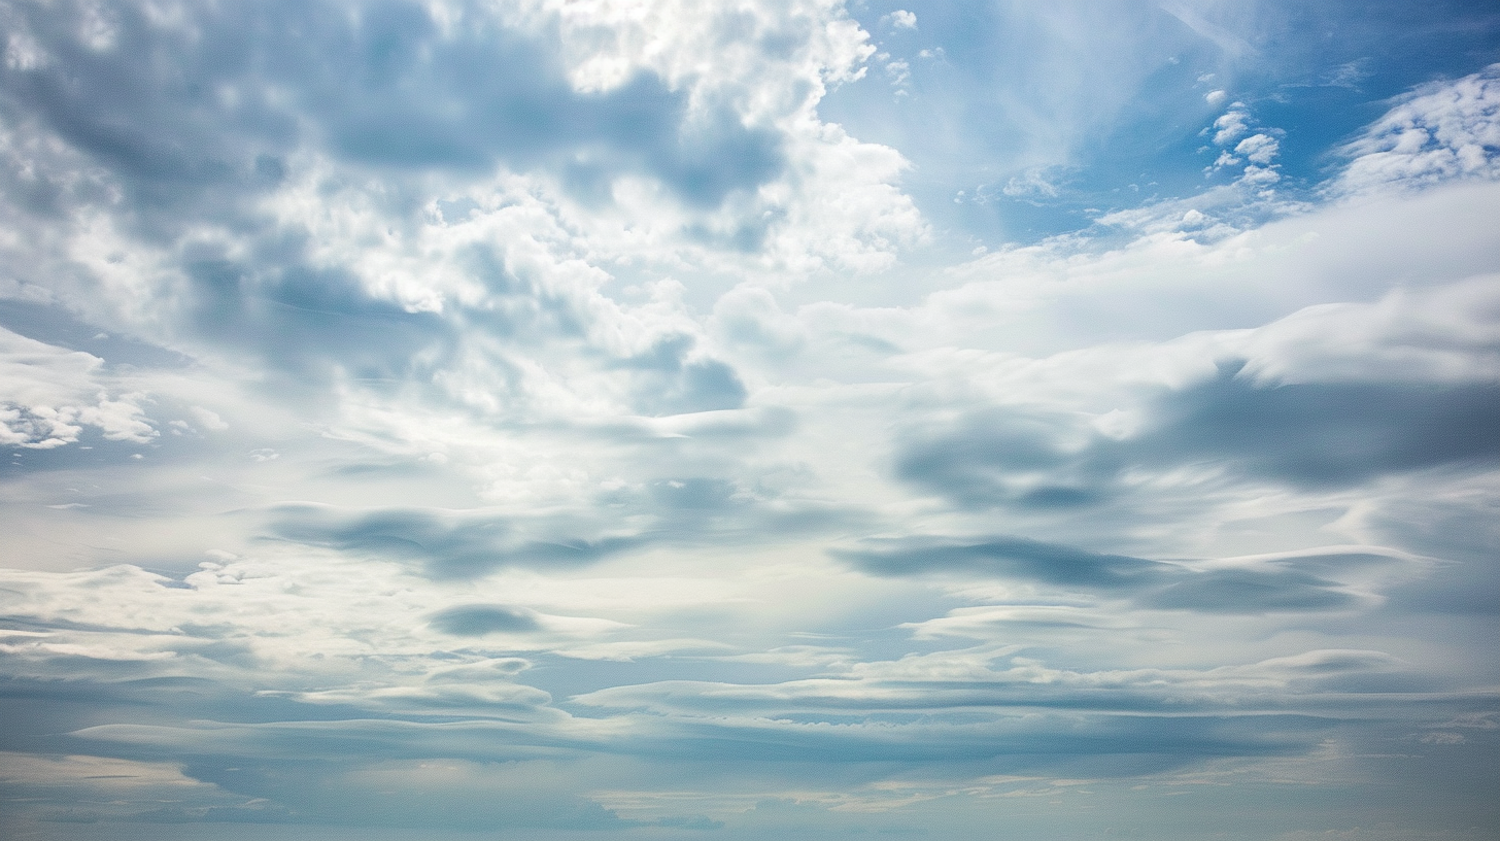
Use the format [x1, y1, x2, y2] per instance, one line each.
[1, 1, 1499, 840]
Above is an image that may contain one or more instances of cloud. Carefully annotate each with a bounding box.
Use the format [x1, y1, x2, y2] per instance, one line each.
[0, 0, 920, 407]
[0, 545, 628, 731]
[35, 746, 632, 830]
[1234, 276, 1500, 385]
[1211, 107, 1252, 146]
[0, 298, 191, 368]
[1195, 104, 1284, 198]
[836, 536, 1383, 614]
[884, 11, 918, 31]
[0, 326, 155, 448]
[1234, 133, 1279, 165]
[428, 604, 542, 636]
[881, 260, 1500, 520]
[1142, 566, 1356, 613]
[268, 504, 643, 578]
[563, 646, 1446, 773]
[894, 373, 1500, 513]
[1001, 167, 1064, 201]
[1159, 3, 1256, 60]
[619, 334, 748, 416]
[839, 536, 1159, 588]
[1126, 374, 1500, 488]
[1, 3, 1498, 837]
[1, 0, 786, 207]
[1336, 63, 1500, 196]
[0, 751, 272, 826]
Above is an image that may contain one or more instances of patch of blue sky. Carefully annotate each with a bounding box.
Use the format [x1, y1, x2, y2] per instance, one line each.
[825, 0, 1500, 245]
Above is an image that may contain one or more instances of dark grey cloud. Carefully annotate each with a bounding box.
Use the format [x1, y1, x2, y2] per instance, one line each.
[839, 536, 1159, 589]
[620, 334, 749, 416]
[1131, 372, 1500, 487]
[1, 2, 294, 234]
[894, 410, 1104, 509]
[428, 604, 540, 636]
[186, 258, 456, 386]
[268, 504, 643, 578]
[836, 536, 1365, 613]
[644, 361, 747, 415]
[267, 476, 854, 577]
[896, 369, 1500, 509]
[1142, 567, 1355, 612]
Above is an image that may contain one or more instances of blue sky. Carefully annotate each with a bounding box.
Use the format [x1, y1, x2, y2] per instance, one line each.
[0, 2, 1497, 839]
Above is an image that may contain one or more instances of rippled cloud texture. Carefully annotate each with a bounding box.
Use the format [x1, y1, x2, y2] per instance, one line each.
[1, 2, 1498, 839]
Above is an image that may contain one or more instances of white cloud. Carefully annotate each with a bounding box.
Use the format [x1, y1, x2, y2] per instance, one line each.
[1234, 275, 1500, 385]
[884, 57, 911, 92]
[1234, 133, 1279, 165]
[190, 405, 228, 431]
[0, 751, 258, 823]
[1002, 168, 1063, 200]
[884, 10, 917, 30]
[1211, 107, 1251, 146]
[0, 327, 155, 447]
[1159, 2, 1256, 59]
[1336, 63, 1500, 195]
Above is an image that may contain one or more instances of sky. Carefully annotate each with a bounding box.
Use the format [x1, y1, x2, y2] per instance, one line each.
[0, 1, 1498, 839]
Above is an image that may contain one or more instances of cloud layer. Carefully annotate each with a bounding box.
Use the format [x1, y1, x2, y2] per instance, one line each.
[1, 2, 1498, 840]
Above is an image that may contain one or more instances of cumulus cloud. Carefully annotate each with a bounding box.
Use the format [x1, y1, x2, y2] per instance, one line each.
[1211, 106, 1252, 146]
[0, 326, 155, 447]
[884, 10, 917, 30]
[1234, 132, 1279, 165]
[1193, 102, 1284, 204]
[1336, 63, 1500, 196]
[0, 0, 920, 391]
